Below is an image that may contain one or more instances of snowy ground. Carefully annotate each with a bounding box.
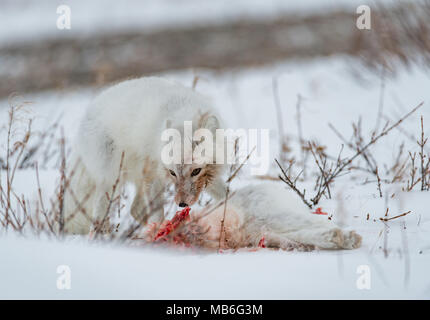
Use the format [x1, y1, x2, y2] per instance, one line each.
[0, 55, 429, 299]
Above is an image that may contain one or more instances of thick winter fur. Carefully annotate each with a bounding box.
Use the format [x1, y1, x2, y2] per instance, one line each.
[64, 77, 227, 234]
[177, 182, 362, 250]
[63, 76, 362, 250]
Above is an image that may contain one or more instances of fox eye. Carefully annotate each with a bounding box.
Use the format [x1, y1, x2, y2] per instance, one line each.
[169, 170, 176, 177]
[191, 168, 201, 177]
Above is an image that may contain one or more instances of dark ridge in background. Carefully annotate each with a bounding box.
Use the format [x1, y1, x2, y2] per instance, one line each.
[1, 2, 429, 98]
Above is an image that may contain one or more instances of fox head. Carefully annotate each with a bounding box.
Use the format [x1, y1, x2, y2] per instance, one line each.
[165, 163, 221, 207]
[162, 113, 223, 207]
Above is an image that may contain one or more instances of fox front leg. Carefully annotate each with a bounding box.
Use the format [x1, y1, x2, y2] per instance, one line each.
[130, 182, 165, 225]
[130, 194, 165, 225]
[130, 194, 148, 224]
[279, 227, 362, 250]
[88, 185, 114, 237]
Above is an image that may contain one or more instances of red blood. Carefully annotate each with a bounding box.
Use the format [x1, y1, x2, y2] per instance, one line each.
[258, 236, 266, 248]
[313, 207, 328, 215]
[153, 207, 191, 241]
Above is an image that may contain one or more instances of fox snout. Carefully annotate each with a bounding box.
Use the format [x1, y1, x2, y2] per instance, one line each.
[174, 191, 198, 208]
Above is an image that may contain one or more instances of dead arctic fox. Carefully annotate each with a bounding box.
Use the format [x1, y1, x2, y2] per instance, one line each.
[189, 182, 362, 250]
[63, 76, 362, 250]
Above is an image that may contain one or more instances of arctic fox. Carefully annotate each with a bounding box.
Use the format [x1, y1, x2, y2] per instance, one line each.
[63, 76, 362, 251]
[64, 77, 227, 234]
[160, 182, 362, 250]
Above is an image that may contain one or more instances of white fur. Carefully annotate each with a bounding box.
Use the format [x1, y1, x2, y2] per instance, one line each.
[202, 182, 362, 250]
[64, 77, 226, 234]
[63, 76, 362, 250]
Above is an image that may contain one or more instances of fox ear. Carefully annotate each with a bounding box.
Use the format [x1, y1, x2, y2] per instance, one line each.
[201, 114, 219, 134]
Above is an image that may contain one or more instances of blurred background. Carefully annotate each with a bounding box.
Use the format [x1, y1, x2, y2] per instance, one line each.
[1, 0, 429, 98]
[1, 2, 430, 299]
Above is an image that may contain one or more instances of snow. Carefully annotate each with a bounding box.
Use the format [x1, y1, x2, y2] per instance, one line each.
[0, 0, 411, 45]
[1, 234, 428, 299]
[1, 55, 430, 299]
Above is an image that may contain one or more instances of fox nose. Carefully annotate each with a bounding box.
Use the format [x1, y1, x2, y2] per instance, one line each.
[179, 202, 188, 208]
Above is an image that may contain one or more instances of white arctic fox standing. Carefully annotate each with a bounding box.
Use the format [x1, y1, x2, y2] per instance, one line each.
[64, 77, 227, 234]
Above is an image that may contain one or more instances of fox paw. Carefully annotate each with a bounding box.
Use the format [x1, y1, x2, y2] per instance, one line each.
[342, 230, 362, 249]
[327, 228, 345, 248]
[325, 228, 362, 249]
[88, 218, 113, 239]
